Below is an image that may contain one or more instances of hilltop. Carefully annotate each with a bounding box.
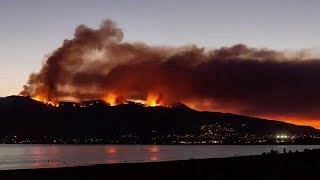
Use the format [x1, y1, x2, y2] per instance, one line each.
[0, 96, 319, 144]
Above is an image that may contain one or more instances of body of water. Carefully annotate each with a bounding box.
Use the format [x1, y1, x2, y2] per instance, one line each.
[0, 144, 319, 170]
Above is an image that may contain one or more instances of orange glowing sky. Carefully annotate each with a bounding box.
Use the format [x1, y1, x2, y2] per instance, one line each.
[186, 103, 320, 129]
[260, 116, 320, 130]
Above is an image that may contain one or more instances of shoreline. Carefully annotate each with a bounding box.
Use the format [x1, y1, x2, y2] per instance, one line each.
[2, 143, 320, 145]
[1, 149, 320, 179]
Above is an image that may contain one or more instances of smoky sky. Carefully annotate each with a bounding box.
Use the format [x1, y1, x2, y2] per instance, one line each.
[21, 19, 320, 122]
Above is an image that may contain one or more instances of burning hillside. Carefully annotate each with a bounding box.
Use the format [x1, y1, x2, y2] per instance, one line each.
[29, 95, 59, 107]
[26, 92, 164, 108]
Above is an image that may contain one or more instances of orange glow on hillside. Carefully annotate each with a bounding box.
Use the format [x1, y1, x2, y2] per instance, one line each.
[20, 91, 320, 129]
[103, 93, 117, 106]
[103, 92, 164, 107]
[31, 95, 59, 107]
[22, 91, 166, 108]
[145, 94, 160, 107]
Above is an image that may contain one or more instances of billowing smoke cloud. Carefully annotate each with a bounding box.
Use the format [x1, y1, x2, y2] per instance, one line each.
[21, 19, 320, 126]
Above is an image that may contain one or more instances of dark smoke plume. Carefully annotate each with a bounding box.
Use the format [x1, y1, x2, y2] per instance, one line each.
[21, 19, 320, 125]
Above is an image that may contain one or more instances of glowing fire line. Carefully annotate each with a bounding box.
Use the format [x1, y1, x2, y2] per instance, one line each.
[31, 96, 59, 107]
[23, 92, 165, 108]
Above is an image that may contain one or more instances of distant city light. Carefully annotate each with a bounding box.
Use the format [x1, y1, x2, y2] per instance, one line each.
[276, 134, 289, 139]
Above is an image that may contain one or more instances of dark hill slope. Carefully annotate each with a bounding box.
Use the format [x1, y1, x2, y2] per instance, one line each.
[0, 96, 318, 139]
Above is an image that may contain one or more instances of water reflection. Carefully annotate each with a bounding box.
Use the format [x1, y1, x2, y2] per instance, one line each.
[1, 145, 319, 170]
[31, 145, 60, 155]
[105, 146, 118, 154]
[32, 161, 60, 168]
[31, 146, 61, 168]
[149, 155, 159, 161]
[147, 145, 160, 161]
[148, 145, 160, 153]
[104, 145, 119, 164]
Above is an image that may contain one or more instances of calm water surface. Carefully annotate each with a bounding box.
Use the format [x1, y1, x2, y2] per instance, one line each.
[0, 145, 319, 170]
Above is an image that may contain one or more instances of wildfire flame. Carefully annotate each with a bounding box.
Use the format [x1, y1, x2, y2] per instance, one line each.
[103, 92, 117, 106]
[21, 91, 165, 108]
[103, 92, 163, 107]
[145, 94, 160, 107]
[31, 95, 59, 107]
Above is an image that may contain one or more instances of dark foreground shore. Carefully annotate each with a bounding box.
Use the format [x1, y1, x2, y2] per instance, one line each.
[1, 149, 320, 180]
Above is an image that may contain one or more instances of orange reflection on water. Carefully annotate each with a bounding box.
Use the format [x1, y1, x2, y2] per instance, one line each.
[104, 146, 119, 164]
[149, 156, 159, 161]
[148, 145, 160, 153]
[147, 145, 160, 162]
[31, 146, 60, 156]
[31, 146, 61, 168]
[31, 146, 42, 155]
[104, 146, 118, 154]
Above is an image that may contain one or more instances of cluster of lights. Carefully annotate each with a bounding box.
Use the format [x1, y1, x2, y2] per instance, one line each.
[276, 135, 288, 139]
